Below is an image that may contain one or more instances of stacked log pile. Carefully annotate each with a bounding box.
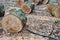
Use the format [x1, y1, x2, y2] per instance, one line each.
[0, 0, 60, 40]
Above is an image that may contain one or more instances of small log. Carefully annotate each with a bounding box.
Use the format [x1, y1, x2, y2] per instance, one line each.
[17, 0, 24, 6]
[21, 1, 35, 14]
[47, 3, 59, 16]
[42, 0, 49, 4]
[17, 0, 28, 6]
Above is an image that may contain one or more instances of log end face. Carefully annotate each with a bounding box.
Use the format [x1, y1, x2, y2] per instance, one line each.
[1, 14, 23, 33]
[54, 7, 60, 18]
[21, 3, 31, 14]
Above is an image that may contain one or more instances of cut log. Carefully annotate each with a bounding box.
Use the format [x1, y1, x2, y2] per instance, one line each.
[8, 7, 27, 26]
[54, 7, 60, 18]
[47, 3, 55, 13]
[42, 0, 49, 4]
[21, 1, 35, 14]
[17, 0, 29, 6]
[47, 3, 59, 16]
[2, 14, 23, 33]
[17, 0, 24, 6]
[47, 3, 60, 18]
[1, 7, 27, 33]
[26, 15, 60, 37]
[21, 3, 31, 14]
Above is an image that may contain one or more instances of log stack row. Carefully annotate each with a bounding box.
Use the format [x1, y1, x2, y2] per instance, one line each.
[0, 0, 60, 40]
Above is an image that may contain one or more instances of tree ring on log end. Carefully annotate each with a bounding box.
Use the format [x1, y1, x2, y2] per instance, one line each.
[2, 14, 23, 33]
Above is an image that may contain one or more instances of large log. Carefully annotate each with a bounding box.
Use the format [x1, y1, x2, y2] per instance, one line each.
[1, 7, 27, 33]
[9, 7, 27, 25]
[2, 14, 23, 33]
[26, 15, 60, 39]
